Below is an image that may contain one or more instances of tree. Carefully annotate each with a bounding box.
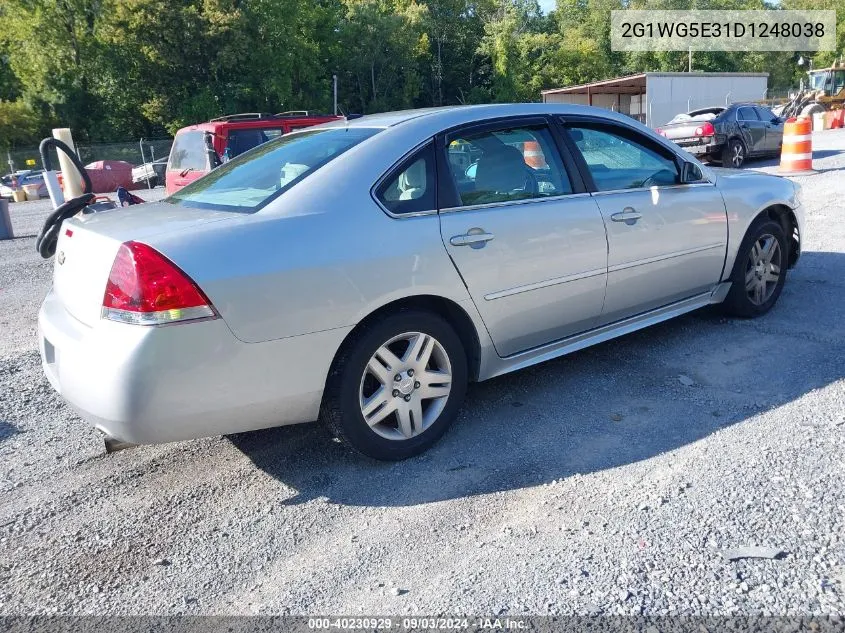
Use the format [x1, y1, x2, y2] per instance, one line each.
[0, 100, 38, 149]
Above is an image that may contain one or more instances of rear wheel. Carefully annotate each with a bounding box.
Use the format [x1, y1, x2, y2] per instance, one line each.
[721, 218, 787, 318]
[723, 138, 746, 168]
[321, 310, 468, 460]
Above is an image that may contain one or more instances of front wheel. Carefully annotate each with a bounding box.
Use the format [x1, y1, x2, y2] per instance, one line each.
[321, 310, 468, 460]
[723, 138, 746, 168]
[721, 218, 787, 318]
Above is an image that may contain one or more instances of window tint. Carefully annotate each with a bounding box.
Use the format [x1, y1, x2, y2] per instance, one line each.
[169, 127, 379, 212]
[754, 106, 775, 121]
[168, 131, 209, 171]
[376, 144, 436, 215]
[568, 125, 679, 191]
[737, 107, 759, 121]
[225, 128, 284, 159]
[446, 125, 571, 207]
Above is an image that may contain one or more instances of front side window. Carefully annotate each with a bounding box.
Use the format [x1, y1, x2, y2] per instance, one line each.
[446, 125, 572, 207]
[376, 144, 436, 215]
[168, 131, 210, 172]
[737, 107, 759, 121]
[754, 106, 776, 122]
[169, 127, 379, 212]
[568, 125, 679, 191]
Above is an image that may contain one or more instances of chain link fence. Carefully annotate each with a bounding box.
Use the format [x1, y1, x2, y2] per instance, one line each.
[4, 138, 172, 175]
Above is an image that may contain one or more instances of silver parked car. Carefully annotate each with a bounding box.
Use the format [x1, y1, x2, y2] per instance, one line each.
[39, 104, 803, 460]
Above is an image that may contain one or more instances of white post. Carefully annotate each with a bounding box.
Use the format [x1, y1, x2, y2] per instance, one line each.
[688, 48, 692, 72]
[52, 128, 84, 198]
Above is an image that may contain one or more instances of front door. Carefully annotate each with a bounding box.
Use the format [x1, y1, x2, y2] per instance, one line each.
[736, 106, 766, 156]
[563, 121, 728, 325]
[438, 119, 608, 357]
[165, 130, 211, 194]
[755, 106, 784, 154]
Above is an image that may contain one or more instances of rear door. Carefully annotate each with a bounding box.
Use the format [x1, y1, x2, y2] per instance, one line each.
[436, 117, 608, 357]
[166, 130, 211, 194]
[561, 118, 728, 325]
[735, 106, 766, 155]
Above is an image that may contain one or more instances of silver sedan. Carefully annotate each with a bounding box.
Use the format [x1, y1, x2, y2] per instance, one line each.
[38, 104, 804, 460]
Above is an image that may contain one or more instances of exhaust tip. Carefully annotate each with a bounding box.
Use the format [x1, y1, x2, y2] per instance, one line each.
[103, 434, 137, 454]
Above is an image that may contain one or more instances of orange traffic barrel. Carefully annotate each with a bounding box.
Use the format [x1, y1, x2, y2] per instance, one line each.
[522, 140, 546, 169]
[834, 110, 845, 129]
[779, 116, 816, 175]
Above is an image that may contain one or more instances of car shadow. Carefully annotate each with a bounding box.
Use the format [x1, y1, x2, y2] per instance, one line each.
[229, 250, 845, 507]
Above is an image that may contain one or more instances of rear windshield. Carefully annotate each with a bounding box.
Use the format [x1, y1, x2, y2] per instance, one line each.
[669, 108, 724, 123]
[168, 127, 379, 212]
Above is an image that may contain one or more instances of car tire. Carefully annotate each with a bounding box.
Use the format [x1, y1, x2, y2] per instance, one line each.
[723, 138, 746, 168]
[321, 310, 468, 461]
[721, 217, 788, 318]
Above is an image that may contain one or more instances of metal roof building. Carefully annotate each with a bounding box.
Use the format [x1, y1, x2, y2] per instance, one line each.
[542, 72, 769, 129]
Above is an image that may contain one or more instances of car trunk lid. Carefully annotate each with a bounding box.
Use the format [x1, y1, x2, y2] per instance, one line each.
[659, 121, 707, 142]
[52, 202, 236, 327]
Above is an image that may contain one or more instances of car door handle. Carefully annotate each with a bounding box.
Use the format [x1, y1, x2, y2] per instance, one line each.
[450, 232, 495, 246]
[610, 209, 642, 223]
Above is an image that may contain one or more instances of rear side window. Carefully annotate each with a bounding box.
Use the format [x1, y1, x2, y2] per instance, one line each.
[168, 131, 210, 172]
[169, 127, 379, 212]
[446, 124, 572, 207]
[568, 125, 679, 191]
[376, 143, 436, 215]
[224, 128, 284, 159]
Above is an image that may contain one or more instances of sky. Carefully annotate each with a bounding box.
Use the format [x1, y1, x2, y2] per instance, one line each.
[538, 0, 556, 13]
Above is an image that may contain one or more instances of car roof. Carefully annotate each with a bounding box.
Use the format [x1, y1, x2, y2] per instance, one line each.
[317, 103, 650, 133]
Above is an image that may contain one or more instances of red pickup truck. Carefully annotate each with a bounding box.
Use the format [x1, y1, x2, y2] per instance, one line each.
[165, 111, 341, 194]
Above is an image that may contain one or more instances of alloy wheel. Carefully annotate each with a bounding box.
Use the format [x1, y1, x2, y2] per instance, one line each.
[358, 332, 452, 441]
[731, 142, 745, 167]
[745, 234, 781, 306]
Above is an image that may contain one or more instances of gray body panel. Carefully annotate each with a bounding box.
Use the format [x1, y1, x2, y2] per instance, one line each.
[38, 103, 803, 444]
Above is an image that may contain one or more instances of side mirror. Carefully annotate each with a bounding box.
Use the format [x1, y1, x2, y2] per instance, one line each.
[681, 161, 704, 184]
[771, 117, 781, 125]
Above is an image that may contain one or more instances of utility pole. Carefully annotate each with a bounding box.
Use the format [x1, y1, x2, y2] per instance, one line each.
[333, 74, 338, 115]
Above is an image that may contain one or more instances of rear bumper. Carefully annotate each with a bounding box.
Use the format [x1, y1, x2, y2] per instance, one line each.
[677, 140, 722, 157]
[38, 288, 351, 444]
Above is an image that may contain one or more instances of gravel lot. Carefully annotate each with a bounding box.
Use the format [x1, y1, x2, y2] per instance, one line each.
[1, 136, 844, 618]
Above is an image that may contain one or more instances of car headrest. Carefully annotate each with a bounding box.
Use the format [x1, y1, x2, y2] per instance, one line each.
[475, 145, 526, 193]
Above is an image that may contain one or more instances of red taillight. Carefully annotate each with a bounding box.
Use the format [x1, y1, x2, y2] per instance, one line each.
[695, 122, 715, 137]
[102, 241, 216, 325]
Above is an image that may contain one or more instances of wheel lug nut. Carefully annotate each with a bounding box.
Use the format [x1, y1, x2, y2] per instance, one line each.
[407, 369, 414, 377]
[414, 381, 420, 389]
[394, 374, 402, 382]
[404, 395, 412, 402]
[392, 389, 400, 397]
